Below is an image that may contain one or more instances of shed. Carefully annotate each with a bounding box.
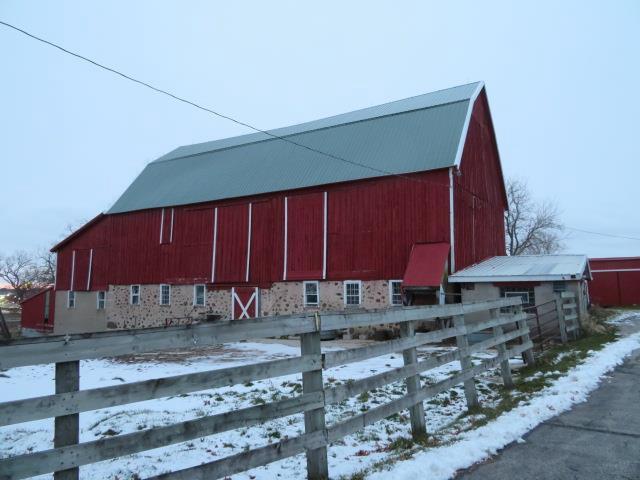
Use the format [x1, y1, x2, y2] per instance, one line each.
[449, 255, 591, 321]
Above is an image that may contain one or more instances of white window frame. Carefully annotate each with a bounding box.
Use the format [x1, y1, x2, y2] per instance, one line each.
[504, 290, 530, 304]
[96, 291, 106, 310]
[389, 280, 403, 306]
[344, 280, 362, 306]
[303, 281, 320, 307]
[193, 284, 206, 307]
[130, 285, 141, 305]
[159, 284, 171, 306]
[67, 291, 76, 309]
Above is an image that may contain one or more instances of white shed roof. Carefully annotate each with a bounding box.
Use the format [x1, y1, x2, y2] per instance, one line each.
[449, 255, 591, 283]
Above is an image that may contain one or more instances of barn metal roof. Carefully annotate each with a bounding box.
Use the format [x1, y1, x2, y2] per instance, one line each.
[448, 255, 592, 283]
[108, 82, 484, 214]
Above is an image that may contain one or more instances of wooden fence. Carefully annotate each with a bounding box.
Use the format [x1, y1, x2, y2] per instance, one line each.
[0, 297, 533, 480]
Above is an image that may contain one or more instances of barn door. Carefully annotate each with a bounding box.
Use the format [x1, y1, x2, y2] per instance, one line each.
[231, 287, 259, 319]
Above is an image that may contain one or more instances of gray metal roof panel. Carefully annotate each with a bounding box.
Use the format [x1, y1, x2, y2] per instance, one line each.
[449, 255, 591, 282]
[108, 82, 481, 214]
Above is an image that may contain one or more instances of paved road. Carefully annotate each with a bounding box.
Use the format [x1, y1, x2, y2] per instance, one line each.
[458, 347, 640, 480]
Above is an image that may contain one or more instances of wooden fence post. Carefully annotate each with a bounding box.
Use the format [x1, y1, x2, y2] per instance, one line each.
[489, 308, 514, 389]
[514, 305, 535, 366]
[54, 360, 80, 480]
[300, 326, 328, 480]
[555, 295, 568, 344]
[399, 319, 427, 439]
[453, 315, 479, 409]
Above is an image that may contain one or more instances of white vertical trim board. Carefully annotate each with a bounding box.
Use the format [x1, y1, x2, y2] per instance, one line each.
[86, 248, 94, 291]
[283, 196, 288, 281]
[169, 208, 175, 243]
[323, 191, 328, 279]
[245, 203, 252, 282]
[159, 208, 165, 244]
[211, 207, 218, 283]
[449, 167, 456, 273]
[70, 250, 76, 291]
[453, 81, 484, 167]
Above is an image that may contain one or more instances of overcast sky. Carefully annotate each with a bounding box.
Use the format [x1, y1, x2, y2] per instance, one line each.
[1, 1, 639, 258]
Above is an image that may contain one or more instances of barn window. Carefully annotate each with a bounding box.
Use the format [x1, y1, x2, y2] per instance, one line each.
[389, 280, 403, 306]
[193, 284, 206, 307]
[67, 291, 76, 309]
[44, 290, 50, 322]
[130, 285, 141, 305]
[160, 284, 171, 305]
[344, 280, 362, 306]
[500, 286, 535, 309]
[303, 281, 319, 307]
[553, 281, 567, 293]
[96, 291, 106, 310]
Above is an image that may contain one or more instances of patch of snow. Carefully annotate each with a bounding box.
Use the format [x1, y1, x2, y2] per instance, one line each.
[607, 310, 640, 325]
[368, 331, 640, 480]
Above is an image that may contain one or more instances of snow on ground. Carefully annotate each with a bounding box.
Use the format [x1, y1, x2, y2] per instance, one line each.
[0, 340, 506, 479]
[369, 312, 640, 480]
[2, 310, 638, 479]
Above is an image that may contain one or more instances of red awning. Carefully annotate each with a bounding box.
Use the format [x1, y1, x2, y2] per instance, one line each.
[402, 242, 450, 288]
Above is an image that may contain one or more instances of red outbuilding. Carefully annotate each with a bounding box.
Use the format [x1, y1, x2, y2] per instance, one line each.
[45, 81, 509, 334]
[589, 257, 640, 306]
[19, 286, 55, 334]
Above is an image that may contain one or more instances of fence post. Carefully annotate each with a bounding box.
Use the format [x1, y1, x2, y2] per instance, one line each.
[453, 315, 479, 409]
[399, 319, 427, 439]
[555, 295, 568, 344]
[489, 308, 514, 389]
[54, 360, 80, 480]
[514, 305, 535, 366]
[300, 325, 328, 480]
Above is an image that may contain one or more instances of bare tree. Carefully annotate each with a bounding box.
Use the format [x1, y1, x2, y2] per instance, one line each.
[0, 251, 38, 302]
[505, 178, 564, 255]
[35, 248, 57, 285]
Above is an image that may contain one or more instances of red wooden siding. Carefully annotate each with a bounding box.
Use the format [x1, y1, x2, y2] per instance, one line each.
[249, 199, 283, 285]
[72, 249, 92, 291]
[215, 204, 249, 284]
[20, 286, 55, 331]
[286, 192, 324, 280]
[454, 89, 507, 271]
[590, 257, 640, 306]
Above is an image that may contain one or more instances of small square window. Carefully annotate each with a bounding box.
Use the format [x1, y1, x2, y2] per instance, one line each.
[344, 281, 361, 306]
[130, 285, 141, 305]
[194, 284, 206, 307]
[160, 284, 171, 305]
[553, 281, 567, 293]
[67, 291, 76, 309]
[96, 291, 106, 310]
[304, 281, 319, 306]
[389, 280, 403, 306]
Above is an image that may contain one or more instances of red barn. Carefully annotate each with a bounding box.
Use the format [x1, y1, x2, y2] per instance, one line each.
[589, 257, 640, 306]
[46, 82, 508, 334]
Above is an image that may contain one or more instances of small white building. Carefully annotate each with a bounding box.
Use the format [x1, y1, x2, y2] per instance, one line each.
[449, 255, 592, 322]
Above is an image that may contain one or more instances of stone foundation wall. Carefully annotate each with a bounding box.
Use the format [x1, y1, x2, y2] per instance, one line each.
[54, 280, 401, 335]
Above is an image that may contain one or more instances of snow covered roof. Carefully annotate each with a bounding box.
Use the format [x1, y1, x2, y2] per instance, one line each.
[449, 255, 591, 283]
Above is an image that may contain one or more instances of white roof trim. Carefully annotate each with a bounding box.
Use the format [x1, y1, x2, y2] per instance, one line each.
[453, 81, 484, 167]
[449, 274, 587, 283]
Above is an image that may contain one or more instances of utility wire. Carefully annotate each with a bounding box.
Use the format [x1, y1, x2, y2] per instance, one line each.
[0, 19, 453, 193]
[565, 227, 640, 242]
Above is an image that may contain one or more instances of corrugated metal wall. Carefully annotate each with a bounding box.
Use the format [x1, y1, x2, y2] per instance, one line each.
[454, 89, 507, 271]
[590, 257, 640, 306]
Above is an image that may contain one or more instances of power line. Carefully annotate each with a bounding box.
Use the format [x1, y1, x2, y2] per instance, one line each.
[0, 19, 453, 193]
[565, 227, 640, 242]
